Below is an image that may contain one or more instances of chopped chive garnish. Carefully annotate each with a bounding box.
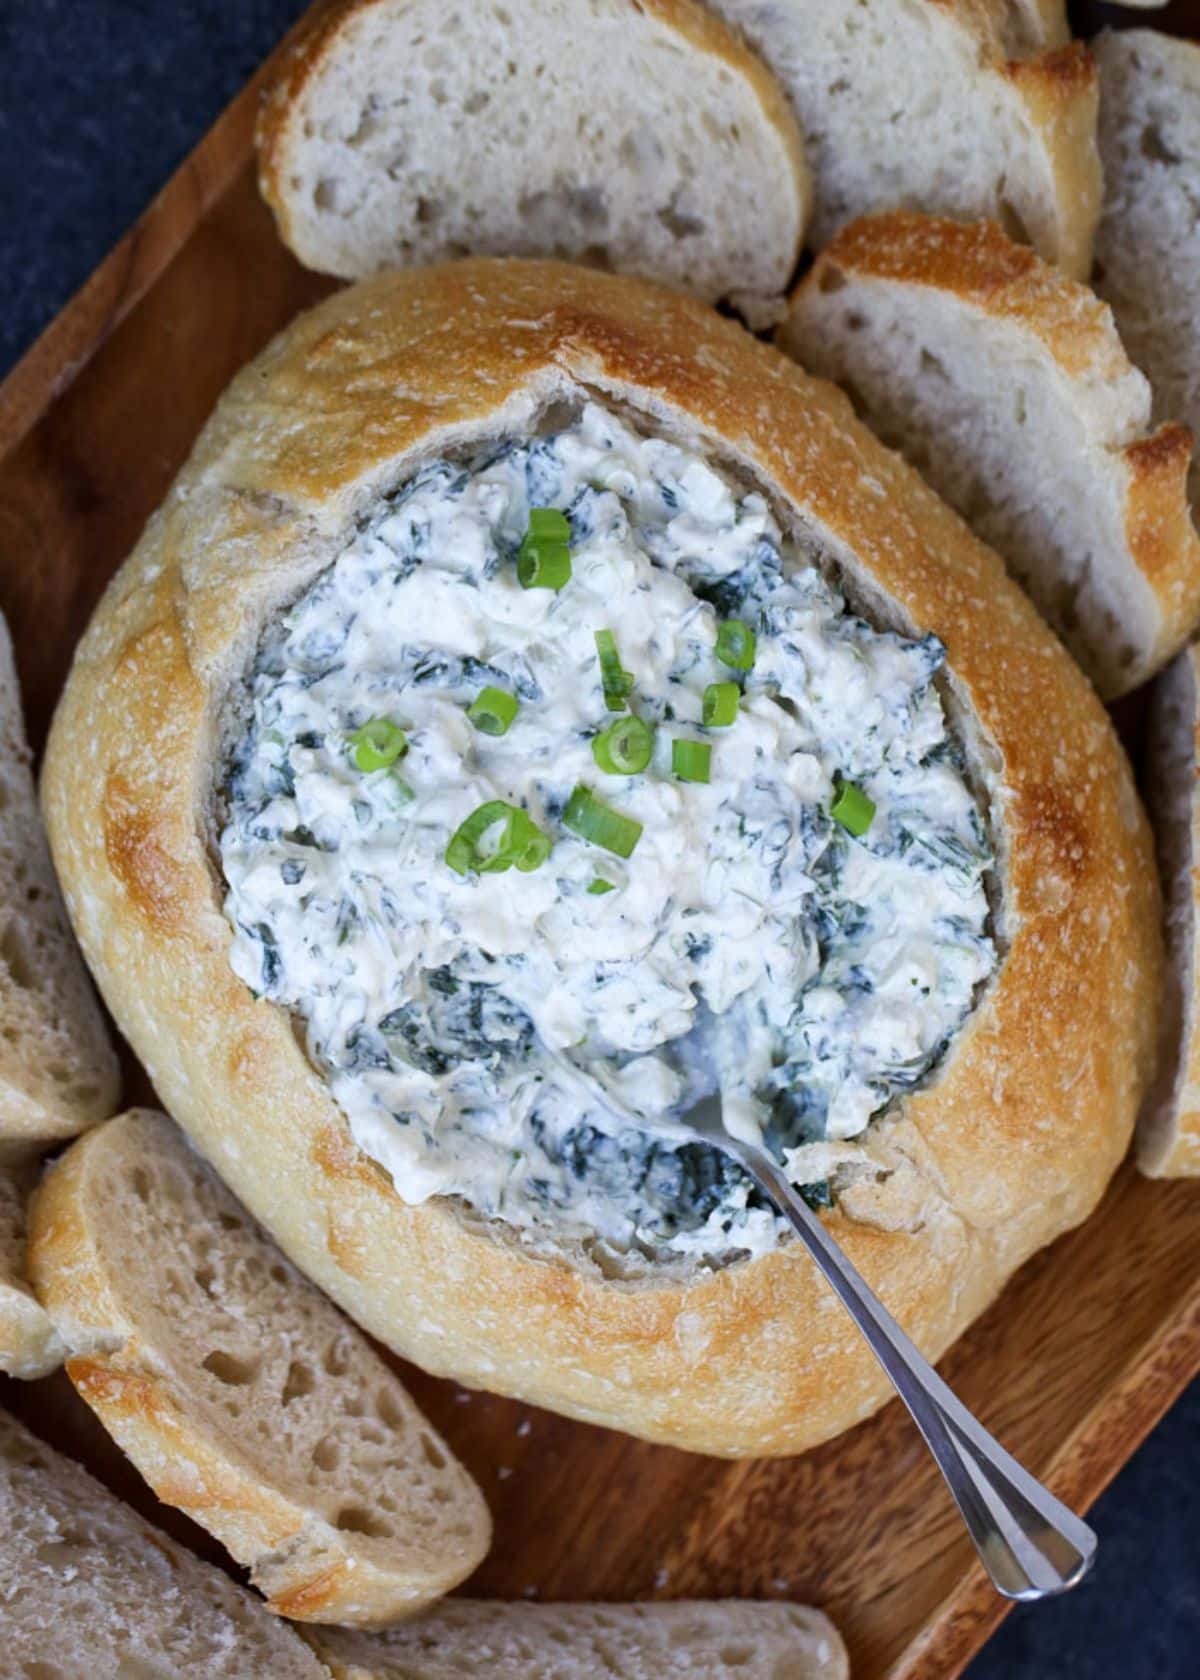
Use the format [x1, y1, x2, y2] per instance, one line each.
[594, 629, 635, 711]
[702, 681, 739, 727]
[592, 715, 654, 776]
[445, 801, 551, 875]
[563, 784, 643, 858]
[349, 717, 408, 772]
[390, 775, 416, 805]
[588, 877, 616, 895]
[672, 739, 712, 783]
[518, 507, 572, 590]
[467, 685, 520, 737]
[831, 778, 875, 837]
[715, 618, 757, 672]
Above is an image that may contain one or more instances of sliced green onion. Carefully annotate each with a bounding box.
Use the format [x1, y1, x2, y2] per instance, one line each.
[831, 778, 875, 837]
[592, 715, 654, 776]
[518, 507, 572, 590]
[672, 739, 712, 784]
[702, 681, 740, 728]
[715, 618, 757, 672]
[588, 877, 616, 895]
[594, 628, 635, 711]
[467, 685, 520, 737]
[528, 507, 569, 538]
[445, 801, 551, 875]
[563, 784, 642, 858]
[390, 774, 416, 806]
[507, 809, 553, 872]
[349, 717, 408, 772]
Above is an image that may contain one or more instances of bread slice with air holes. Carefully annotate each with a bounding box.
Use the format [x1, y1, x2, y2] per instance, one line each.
[0, 612, 118, 1156]
[1140, 643, 1200, 1177]
[308, 1599, 849, 1680]
[707, 0, 1099, 278]
[27, 1108, 492, 1627]
[0, 1159, 64, 1377]
[256, 0, 810, 329]
[0, 1408, 329, 1678]
[1094, 29, 1200, 519]
[780, 210, 1200, 699]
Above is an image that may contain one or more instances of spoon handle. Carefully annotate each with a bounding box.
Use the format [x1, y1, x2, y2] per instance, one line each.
[743, 1145, 1097, 1601]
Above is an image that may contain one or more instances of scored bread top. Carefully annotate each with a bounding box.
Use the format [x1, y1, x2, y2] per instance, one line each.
[29, 1109, 491, 1626]
[709, 0, 1100, 277]
[256, 0, 810, 326]
[780, 210, 1200, 698]
[0, 612, 118, 1151]
[310, 1600, 850, 1680]
[0, 1160, 64, 1378]
[40, 258, 1159, 1457]
[0, 1408, 327, 1678]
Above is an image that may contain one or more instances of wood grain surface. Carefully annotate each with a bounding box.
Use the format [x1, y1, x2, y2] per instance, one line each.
[0, 6, 1198, 1677]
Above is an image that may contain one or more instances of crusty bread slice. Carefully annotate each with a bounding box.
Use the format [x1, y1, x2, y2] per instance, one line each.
[1140, 644, 1200, 1177]
[0, 613, 118, 1153]
[28, 1108, 491, 1627]
[709, 0, 1099, 278]
[780, 210, 1200, 699]
[1094, 29, 1200, 518]
[0, 1160, 64, 1378]
[256, 0, 809, 327]
[309, 1599, 849, 1680]
[0, 1408, 328, 1677]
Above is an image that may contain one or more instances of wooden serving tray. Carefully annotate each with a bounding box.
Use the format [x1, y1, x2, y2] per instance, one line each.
[0, 5, 1197, 1675]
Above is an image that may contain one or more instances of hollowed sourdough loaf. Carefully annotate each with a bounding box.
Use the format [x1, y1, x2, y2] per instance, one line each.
[42, 261, 1160, 1457]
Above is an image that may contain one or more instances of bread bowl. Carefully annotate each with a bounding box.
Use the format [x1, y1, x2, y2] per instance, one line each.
[42, 259, 1160, 1457]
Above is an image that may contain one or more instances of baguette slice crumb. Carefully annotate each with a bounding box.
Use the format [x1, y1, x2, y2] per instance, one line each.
[256, 0, 810, 328]
[0, 1160, 64, 1378]
[29, 1109, 492, 1627]
[1094, 29, 1200, 519]
[0, 1408, 328, 1677]
[309, 1599, 849, 1680]
[710, 0, 1099, 277]
[0, 613, 119, 1151]
[781, 210, 1200, 698]
[1140, 644, 1200, 1177]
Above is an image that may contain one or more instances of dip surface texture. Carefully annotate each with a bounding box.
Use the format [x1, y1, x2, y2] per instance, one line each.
[220, 404, 995, 1259]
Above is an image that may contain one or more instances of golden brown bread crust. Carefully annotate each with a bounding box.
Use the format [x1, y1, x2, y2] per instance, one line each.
[41, 259, 1160, 1456]
[785, 211, 1200, 698]
[256, 0, 810, 297]
[27, 1108, 492, 1623]
[1001, 41, 1100, 282]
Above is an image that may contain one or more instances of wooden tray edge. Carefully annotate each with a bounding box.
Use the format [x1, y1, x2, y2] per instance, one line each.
[0, 2, 329, 456]
[1, 8, 1198, 1675]
[891, 1270, 1200, 1678]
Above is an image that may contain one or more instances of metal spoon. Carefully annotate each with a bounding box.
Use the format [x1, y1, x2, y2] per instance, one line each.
[555, 1054, 1096, 1601]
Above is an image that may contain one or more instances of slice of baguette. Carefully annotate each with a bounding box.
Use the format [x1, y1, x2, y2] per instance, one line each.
[0, 613, 118, 1153]
[28, 1108, 492, 1627]
[309, 1600, 849, 1680]
[1094, 29, 1200, 518]
[780, 210, 1200, 699]
[1140, 644, 1200, 1177]
[709, 0, 1099, 277]
[256, 0, 810, 328]
[0, 1160, 64, 1378]
[0, 1408, 328, 1678]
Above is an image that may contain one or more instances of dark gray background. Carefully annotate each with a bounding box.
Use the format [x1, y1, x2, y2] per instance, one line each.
[0, 3, 1196, 1674]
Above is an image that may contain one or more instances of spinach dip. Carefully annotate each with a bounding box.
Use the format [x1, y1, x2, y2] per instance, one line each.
[220, 403, 996, 1262]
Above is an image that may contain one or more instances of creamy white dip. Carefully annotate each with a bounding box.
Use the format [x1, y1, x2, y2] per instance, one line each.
[220, 403, 995, 1260]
